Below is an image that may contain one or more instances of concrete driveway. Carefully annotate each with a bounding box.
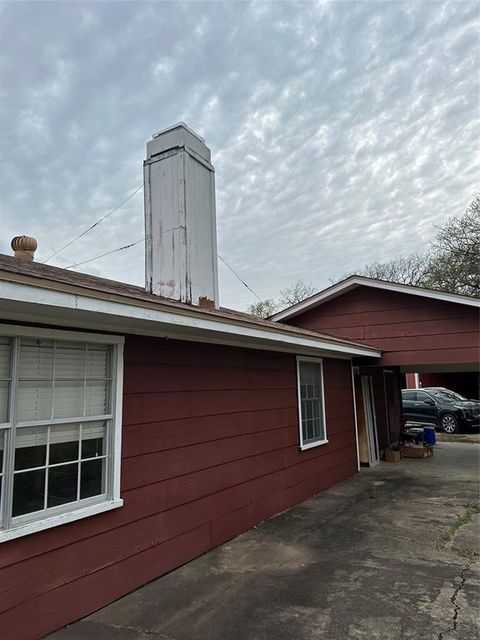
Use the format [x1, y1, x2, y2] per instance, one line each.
[49, 442, 480, 640]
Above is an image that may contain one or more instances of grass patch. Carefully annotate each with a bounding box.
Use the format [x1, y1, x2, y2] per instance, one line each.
[451, 545, 479, 560]
[444, 503, 480, 545]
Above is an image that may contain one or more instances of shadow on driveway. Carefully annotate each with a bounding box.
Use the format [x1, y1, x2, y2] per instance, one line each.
[49, 442, 480, 640]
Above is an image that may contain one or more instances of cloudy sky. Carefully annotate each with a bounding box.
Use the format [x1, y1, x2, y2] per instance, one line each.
[0, 1, 478, 310]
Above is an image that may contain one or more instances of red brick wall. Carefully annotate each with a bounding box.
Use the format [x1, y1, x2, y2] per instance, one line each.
[0, 335, 357, 640]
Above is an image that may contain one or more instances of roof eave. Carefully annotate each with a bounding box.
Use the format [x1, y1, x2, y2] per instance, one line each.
[271, 276, 480, 322]
[0, 277, 382, 359]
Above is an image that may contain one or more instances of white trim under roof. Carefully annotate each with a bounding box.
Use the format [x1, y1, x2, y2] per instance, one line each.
[271, 276, 480, 322]
[0, 279, 381, 360]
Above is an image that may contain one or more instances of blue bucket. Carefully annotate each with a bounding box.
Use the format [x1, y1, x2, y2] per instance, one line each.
[423, 426, 436, 446]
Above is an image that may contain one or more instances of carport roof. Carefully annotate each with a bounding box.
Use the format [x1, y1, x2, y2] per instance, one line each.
[271, 275, 480, 322]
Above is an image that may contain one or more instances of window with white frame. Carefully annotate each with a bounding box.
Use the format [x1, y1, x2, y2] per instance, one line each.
[297, 358, 327, 449]
[0, 328, 123, 541]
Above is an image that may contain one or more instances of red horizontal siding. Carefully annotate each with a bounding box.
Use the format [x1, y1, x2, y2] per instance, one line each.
[0, 336, 357, 640]
[123, 388, 296, 425]
[1, 524, 213, 640]
[122, 407, 298, 458]
[288, 287, 479, 367]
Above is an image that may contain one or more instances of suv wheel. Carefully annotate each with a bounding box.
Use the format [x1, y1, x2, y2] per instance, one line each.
[441, 413, 459, 434]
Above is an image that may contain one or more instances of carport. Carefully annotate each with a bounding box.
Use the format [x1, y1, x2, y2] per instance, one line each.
[272, 276, 480, 465]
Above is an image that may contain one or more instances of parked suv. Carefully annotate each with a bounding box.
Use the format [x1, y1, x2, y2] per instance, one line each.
[401, 387, 480, 434]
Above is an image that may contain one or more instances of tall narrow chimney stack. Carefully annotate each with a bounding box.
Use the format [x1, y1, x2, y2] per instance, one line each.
[144, 123, 219, 308]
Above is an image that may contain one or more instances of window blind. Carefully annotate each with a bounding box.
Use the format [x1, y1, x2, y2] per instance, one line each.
[15, 421, 106, 448]
[17, 340, 111, 423]
[0, 338, 11, 423]
[19, 339, 54, 380]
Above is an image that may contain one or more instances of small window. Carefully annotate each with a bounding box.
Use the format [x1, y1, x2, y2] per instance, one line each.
[0, 328, 124, 543]
[297, 358, 327, 450]
[402, 391, 417, 401]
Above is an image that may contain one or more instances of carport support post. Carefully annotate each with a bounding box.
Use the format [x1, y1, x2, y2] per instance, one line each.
[351, 363, 361, 471]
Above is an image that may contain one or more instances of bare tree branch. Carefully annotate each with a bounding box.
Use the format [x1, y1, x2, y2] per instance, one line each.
[279, 280, 316, 306]
[247, 280, 317, 317]
[247, 299, 279, 318]
[332, 193, 480, 297]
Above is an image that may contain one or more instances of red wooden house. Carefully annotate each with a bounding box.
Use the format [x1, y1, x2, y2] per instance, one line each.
[272, 276, 480, 465]
[0, 125, 381, 640]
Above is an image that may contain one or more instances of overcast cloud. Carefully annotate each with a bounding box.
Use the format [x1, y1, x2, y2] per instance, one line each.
[0, 1, 478, 310]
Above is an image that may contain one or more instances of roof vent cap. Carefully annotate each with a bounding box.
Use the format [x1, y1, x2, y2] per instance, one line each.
[11, 236, 37, 262]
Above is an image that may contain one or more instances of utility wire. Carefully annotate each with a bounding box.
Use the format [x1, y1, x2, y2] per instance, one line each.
[217, 254, 262, 301]
[44, 184, 144, 264]
[63, 225, 182, 270]
[65, 237, 146, 269]
[64, 236, 262, 302]
[42, 183, 261, 302]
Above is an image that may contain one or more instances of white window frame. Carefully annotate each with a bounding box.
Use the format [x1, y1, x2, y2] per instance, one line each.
[0, 324, 124, 543]
[296, 356, 328, 451]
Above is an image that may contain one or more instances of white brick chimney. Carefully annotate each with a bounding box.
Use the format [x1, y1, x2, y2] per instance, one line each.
[144, 123, 219, 308]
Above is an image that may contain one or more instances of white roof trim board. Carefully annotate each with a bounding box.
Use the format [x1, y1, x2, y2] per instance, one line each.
[0, 279, 381, 359]
[271, 276, 480, 322]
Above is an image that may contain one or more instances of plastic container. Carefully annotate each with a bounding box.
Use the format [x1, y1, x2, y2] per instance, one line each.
[407, 427, 424, 440]
[423, 426, 436, 446]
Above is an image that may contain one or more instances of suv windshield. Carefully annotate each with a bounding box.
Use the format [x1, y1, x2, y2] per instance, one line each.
[428, 389, 466, 402]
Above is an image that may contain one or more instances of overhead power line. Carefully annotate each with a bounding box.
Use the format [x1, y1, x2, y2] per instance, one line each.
[64, 236, 262, 303]
[65, 237, 146, 269]
[217, 254, 262, 301]
[44, 184, 144, 264]
[41, 182, 261, 302]
[63, 225, 182, 270]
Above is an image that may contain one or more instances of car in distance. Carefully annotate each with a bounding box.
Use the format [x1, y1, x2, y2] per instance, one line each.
[401, 387, 480, 434]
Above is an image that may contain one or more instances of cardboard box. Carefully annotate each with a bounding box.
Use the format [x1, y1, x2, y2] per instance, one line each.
[384, 449, 401, 463]
[400, 445, 433, 459]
